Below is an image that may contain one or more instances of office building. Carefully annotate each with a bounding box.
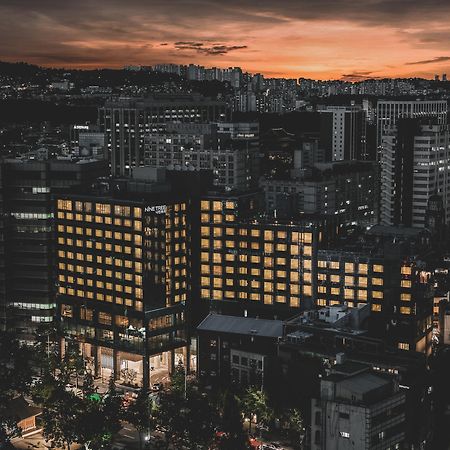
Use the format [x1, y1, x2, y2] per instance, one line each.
[99, 94, 228, 176]
[0, 157, 107, 339]
[144, 122, 260, 190]
[376, 99, 447, 153]
[380, 119, 450, 227]
[318, 105, 367, 161]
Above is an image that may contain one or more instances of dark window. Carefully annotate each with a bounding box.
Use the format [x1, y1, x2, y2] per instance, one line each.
[315, 411, 321, 425]
[315, 430, 321, 444]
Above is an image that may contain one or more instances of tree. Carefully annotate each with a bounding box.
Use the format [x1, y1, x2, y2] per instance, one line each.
[184, 389, 217, 448]
[60, 340, 85, 387]
[33, 322, 60, 375]
[282, 408, 305, 448]
[240, 387, 273, 435]
[76, 393, 121, 450]
[82, 370, 95, 398]
[155, 368, 216, 449]
[124, 387, 154, 450]
[0, 331, 33, 445]
[40, 381, 80, 450]
[219, 391, 248, 450]
[155, 387, 186, 449]
[102, 376, 123, 440]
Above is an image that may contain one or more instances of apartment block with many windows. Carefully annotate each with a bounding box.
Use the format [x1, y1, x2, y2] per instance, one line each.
[199, 191, 338, 319]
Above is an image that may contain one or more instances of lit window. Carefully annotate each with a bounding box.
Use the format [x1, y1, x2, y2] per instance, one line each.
[345, 262, 354, 272]
[303, 285, 312, 296]
[345, 276, 354, 286]
[401, 266, 412, 275]
[359, 264, 368, 274]
[264, 230, 273, 241]
[358, 290, 367, 300]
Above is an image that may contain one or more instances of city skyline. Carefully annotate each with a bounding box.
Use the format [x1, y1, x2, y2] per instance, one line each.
[1, 0, 450, 80]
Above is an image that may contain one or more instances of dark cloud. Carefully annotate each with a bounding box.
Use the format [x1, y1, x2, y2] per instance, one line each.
[174, 41, 247, 55]
[175, 41, 204, 47]
[3, 0, 450, 35]
[406, 56, 450, 65]
[340, 71, 377, 81]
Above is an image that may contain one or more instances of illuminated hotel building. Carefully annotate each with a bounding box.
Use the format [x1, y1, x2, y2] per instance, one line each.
[198, 192, 433, 354]
[315, 247, 433, 354]
[199, 191, 337, 319]
[55, 182, 191, 387]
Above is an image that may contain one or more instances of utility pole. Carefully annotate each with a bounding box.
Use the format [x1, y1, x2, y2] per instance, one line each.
[184, 362, 187, 399]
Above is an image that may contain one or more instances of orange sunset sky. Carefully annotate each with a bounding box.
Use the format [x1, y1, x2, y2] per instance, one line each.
[1, 0, 450, 80]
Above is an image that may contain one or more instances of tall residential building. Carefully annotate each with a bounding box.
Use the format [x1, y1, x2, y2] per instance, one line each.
[144, 122, 260, 190]
[318, 105, 367, 161]
[376, 99, 447, 153]
[99, 94, 228, 176]
[380, 119, 450, 227]
[0, 157, 107, 339]
[55, 174, 193, 388]
[311, 368, 406, 450]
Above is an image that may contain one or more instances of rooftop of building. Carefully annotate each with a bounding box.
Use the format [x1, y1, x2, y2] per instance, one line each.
[1, 154, 107, 167]
[333, 371, 391, 397]
[56, 168, 212, 204]
[197, 313, 283, 339]
[285, 304, 370, 336]
[103, 93, 227, 108]
[322, 224, 433, 261]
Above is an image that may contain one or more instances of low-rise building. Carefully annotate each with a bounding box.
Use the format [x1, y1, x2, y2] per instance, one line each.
[311, 369, 406, 450]
[197, 313, 282, 387]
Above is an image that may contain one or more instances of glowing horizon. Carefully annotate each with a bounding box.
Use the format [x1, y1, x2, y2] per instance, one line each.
[1, 0, 450, 81]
